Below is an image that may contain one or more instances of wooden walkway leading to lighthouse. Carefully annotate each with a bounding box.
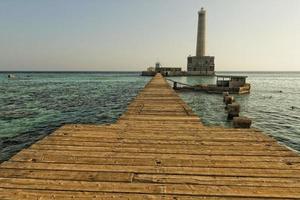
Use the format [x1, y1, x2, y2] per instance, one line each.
[0, 74, 300, 199]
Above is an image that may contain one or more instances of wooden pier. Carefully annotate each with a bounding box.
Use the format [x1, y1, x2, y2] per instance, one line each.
[0, 73, 300, 199]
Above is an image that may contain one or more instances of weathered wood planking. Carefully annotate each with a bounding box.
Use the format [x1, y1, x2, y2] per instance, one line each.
[0, 73, 300, 199]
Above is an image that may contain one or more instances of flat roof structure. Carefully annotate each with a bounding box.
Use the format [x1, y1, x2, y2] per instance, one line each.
[216, 75, 248, 78]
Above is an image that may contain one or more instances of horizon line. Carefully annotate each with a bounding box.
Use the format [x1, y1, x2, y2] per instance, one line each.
[1, 70, 300, 73]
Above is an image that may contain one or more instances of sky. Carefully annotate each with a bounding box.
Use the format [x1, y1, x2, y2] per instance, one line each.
[0, 0, 300, 71]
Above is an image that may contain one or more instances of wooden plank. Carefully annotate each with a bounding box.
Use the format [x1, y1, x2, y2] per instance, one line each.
[0, 178, 300, 198]
[28, 144, 295, 157]
[49, 133, 276, 143]
[12, 149, 300, 162]
[36, 140, 287, 151]
[9, 153, 300, 169]
[133, 174, 300, 188]
[1, 189, 267, 200]
[11, 146, 285, 158]
[0, 169, 133, 182]
[2, 162, 300, 178]
[41, 135, 282, 147]
[52, 128, 271, 137]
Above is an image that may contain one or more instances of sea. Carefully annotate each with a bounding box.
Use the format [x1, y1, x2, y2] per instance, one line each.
[0, 71, 300, 161]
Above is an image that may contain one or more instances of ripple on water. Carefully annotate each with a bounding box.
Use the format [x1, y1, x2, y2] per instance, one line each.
[0, 72, 150, 161]
[172, 72, 300, 152]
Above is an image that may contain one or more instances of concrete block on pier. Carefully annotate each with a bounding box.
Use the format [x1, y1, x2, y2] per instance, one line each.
[224, 96, 235, 105]
[233, 116, 252, 128]
[227, 102, 240, 119]
[223, 92, 229, 102]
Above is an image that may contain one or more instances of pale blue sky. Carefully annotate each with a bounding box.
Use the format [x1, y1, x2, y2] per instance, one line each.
[0, 0, 299, 71]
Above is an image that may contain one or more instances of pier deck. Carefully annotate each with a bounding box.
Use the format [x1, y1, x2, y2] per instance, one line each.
[1, 74, 300, 199]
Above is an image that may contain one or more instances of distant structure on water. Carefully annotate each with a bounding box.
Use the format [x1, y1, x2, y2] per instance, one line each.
[7, 74, 17, 79]
[187, 7, 215, 76]
[142, 62, 182, 76]
[142, 8, 215, 76]
[154, 62, 182, 76]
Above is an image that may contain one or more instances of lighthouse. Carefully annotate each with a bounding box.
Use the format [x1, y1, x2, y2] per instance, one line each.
[187, 8, 215, 76]
[196, 8, 206, 57]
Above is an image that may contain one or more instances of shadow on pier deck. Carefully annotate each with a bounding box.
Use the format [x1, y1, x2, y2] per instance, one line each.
[0, 73, 300, 199]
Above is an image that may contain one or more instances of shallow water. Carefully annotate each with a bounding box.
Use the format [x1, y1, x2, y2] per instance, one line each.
[0, 72, 150, 161]
[0, 72, 299, 161]
[170, 72, 300, 152]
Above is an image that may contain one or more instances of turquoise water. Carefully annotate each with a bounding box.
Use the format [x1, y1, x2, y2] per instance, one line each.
[171, 72, 300, 152]
[0, 72, 150, 161]
[0, 72, 300, 161]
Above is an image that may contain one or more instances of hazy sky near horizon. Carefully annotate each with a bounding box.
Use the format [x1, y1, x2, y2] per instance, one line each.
[0, 0, 300, 71]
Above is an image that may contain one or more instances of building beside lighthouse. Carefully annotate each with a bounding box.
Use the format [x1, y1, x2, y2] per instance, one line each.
[187, 8, 215, 76]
